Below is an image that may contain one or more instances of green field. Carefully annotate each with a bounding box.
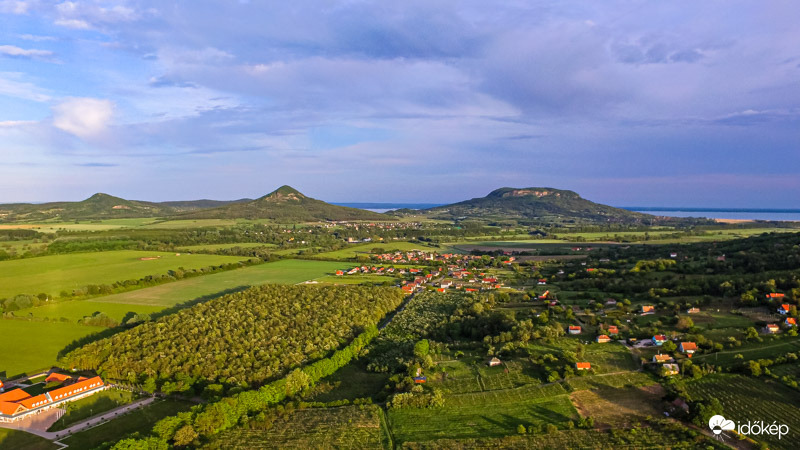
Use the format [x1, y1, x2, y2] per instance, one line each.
[208, 405, 385, 449]
[176, 242, 276, 251]
[0, 250, 246, 298]
[388, 383, 578, 444]
[58, 399, 194, 449]
[314, 275, 398, 285]
[0, 320, 104, 377]
[0, 428, 58, 450]
[691, 337, 800, 366]
[314, 241, 431, 260]
[14, 260, 349, 325]
[48, 388, 138, 431]
[686, 374, 800, 449]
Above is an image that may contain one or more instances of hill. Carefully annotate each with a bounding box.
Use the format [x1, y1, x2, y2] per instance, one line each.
[158, 198, 252, 211]
[422, 187, 651, 224]
[175, 186, 390, 222]
[0, 193, 176, 222]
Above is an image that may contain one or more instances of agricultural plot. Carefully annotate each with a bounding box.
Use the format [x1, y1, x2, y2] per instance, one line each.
[206, 405, 384, 449]
[0, 320, 104, 377]
[686, 374, 800, 449]
[176, 242, 276, 252]
[576, 343, 638, 374]
[565, 372, 655, 391]
[313, 241, 429, 260]
[17, 301, 164, 322]
[314, 275, 398, 285]
[59, 399, 194, 449]
[389, 383, 578, 444]
[479, 360, 543, 391]
[308, 362, 391, 403]
[691, 338, 800, 366]
[0, 250, 246, 298]
[570, 384, 665, 428]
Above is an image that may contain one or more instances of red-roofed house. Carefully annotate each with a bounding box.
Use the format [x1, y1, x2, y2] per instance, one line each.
[0, 376, 105, 423]
[641, 305, 655, 314]
[653, 354, 673, 363]
[785, 317, 797, 327]
[652, 335, 667, 345]
[568, 325, 581, 335]
[767, 293, 786, 299]
[778, 304, 791, 315]
[764, 324, 780, 334]
[576, 362, 591, 370]
[679, 342, 697, 356]
[607, 325, 619, 335]
[45, 373, 72, 383]
[596, 335, 611, 343]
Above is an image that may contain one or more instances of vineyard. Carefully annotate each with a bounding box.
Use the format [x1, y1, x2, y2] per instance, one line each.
[205, 405, 385, 449]
[686, 374, 800, 449]
[564, 371, 655, 391]
[62, 284, 405, 389]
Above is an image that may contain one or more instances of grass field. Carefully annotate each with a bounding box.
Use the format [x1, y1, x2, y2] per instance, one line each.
[313, 241, 431, 260]
[388, 383, 578, 444]
[570, 385, 664, 428]
[0, 428, 58, 450]
[58, 399, 194, 449]
[691, 337, 800, 366]
[0, 250, 246, 298]
[14, 260, 349, 325]
[48, 388, 138, 431]
[686, 374, 800, 449]
[0, 320, 104, 377]
[176, 242, 276, 251]
[208, 405, 385, 449]
[314, 275, 398, 285]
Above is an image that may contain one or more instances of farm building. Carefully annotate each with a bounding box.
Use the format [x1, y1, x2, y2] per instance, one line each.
[575, 362, 591, 371]
[0, 375, 105, 423]
[596, 335, 611, 343]
[764, 324, 780, 334]
[679, 342, 697, 356]
[568, 325, 581, 335]
[652, 335, 667, 345]
[662, 364, 680, 376]
[487, 357, 502, 367]
[653, 354, 672, 363]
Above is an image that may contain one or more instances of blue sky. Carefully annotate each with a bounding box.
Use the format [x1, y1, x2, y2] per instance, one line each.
[0, 1, 798, 207]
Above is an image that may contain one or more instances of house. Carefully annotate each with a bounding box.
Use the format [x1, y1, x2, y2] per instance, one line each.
[641, 305, 655, 314]
[785, 317, 797, 327]
[568, 325, 582, 335]
[413, 376, 427, 384]
[662, 363, 680, 376]
[607, 325, 619, 335]
[605, 299, 617, 306]
[669, 252, 678, 258]
[767, 293, 786, 299]
[44, 373, 72, 384]
[575, 362, 591, 371]
[653, 354, 673, 363]
[538, 279, 547, 285]
[0, 376, 105, 423]
[487, 357, 502, 367]
[679, 342, 697, 356]
[335, 270, 344, 276]
[596, 335, 611, 343]
[778, 304, 791, 315]
[686, 307, 700, 314]
[652, 335, 667, 345]
[764, 324, 780, 334]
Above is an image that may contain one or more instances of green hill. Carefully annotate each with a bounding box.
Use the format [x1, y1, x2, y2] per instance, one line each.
[175, 186, 390, 222]
[423, 187, 651, 224]
[158, 198, 252, 210]
[0, 193, 176, 222]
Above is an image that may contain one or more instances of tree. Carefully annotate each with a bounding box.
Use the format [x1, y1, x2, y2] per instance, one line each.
[172, 425, 198, 446]
[662, 340, 677, 352]
[745, 327, 759, 340]
[517, 424, 527, 434]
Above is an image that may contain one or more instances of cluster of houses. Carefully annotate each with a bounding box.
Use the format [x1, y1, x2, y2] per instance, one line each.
[567, 324, 619, 343]
[371, 250, 486, 266]
[0, 372, 106, 423]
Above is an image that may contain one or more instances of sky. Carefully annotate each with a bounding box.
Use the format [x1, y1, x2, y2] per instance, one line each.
[0, 1, 798, 207]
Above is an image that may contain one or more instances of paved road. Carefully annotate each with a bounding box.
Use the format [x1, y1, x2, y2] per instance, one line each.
[0, 396, 155, 441]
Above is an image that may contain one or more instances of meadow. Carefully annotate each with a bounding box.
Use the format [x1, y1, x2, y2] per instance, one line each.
[48, 388, 138, 431]
[176, 242, 276, 251]
[0, 250, 246, 298]
[313, 241, 431, 260]
[0, 320, 104, 377]
[0, 428, 58, 450]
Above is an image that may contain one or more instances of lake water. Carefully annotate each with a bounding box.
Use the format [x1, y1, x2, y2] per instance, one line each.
[625, 208, 800, 221]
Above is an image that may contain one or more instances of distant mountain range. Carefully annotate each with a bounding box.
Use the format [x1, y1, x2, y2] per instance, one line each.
[418, 187, 650, 224]
[0, 186, 653, 224]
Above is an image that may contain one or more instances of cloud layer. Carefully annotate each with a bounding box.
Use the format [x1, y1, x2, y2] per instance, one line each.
[0, 0, 798, 206]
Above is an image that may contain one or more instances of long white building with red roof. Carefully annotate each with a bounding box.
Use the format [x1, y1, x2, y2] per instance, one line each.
[0, 374, 106, 423]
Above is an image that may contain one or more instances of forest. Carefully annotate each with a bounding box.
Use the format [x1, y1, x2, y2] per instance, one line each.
[62, 284, 405, 393]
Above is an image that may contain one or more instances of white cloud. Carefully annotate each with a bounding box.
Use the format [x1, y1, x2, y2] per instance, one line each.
[0, 0, 33, 14]
[54, 18, 90, 29]
[0, 44, 53, 58]
[52, 97, 114, 139]
[0, 72, 51, 102]
[18, 34, 57, 42]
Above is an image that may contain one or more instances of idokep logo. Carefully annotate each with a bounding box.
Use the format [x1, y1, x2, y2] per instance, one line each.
[708, 414, 790, 440]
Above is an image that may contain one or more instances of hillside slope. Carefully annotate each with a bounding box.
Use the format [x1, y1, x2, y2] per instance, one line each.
[424, 187, 651, 224]
[175, 186, 390, 221]
[0, 193, 176, 222]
